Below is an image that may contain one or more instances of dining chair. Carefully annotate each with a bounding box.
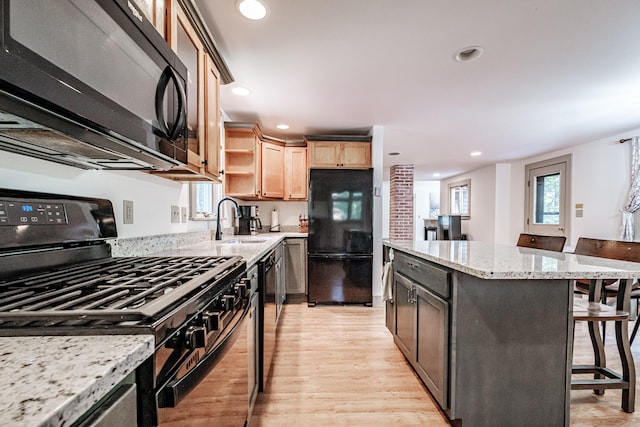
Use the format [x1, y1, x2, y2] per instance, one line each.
[516, 233, 566, 252]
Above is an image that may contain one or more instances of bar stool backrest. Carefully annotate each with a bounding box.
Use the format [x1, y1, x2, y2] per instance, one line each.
[516, 233, 566, 252]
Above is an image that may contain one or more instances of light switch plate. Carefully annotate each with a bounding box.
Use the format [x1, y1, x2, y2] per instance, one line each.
[123, 200, 134, 224]
[171, 205, 180, 223]
[181, 207, 187, 223]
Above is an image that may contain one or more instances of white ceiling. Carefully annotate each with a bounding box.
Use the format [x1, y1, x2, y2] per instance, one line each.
[194, 0, 640, 180]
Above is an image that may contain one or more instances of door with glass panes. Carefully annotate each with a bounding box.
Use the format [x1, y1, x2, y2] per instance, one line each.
[524, 155, 570, 237]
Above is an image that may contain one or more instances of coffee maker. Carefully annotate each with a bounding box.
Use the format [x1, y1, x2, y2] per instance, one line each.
[238, 205, 262, 235]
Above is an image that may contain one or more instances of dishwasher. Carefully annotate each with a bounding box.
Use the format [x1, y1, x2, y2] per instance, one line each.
[258, 243, 283, 391]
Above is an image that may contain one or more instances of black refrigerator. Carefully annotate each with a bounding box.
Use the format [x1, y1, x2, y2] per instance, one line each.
[307, 169, 373, 306]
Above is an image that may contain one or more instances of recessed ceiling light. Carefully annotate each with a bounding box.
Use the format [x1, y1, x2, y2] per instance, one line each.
[454, 46, 484, 62]
[232, 86, 251, 96]
[237, 0, 267, 20]
[388, 152, 400, 156]
[433, 173, 441, 177]
[276, 123, 289, 130]
[470, 151, 482, 157]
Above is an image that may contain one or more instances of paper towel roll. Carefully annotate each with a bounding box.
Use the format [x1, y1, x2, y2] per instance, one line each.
[270, 209, 280, 232]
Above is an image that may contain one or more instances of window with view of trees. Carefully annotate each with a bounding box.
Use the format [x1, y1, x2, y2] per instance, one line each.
[534, 173, 560, 224]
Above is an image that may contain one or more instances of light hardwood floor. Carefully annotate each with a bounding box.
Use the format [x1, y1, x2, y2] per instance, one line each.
[250, 298, 640, 426]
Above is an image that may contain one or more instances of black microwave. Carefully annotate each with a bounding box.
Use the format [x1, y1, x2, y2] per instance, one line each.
[0, 0, 188, 170]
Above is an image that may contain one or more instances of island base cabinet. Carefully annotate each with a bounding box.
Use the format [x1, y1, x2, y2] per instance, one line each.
[415, 286, 448, 409]
[448, 273, 572, 426]
[393, 273, 414, 358]
[387, 245, 573, 427]
[393, 272, 449, 409]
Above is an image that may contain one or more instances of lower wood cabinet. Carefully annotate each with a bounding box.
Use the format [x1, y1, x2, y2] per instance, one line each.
[392, 256, 450, 409]
[284, 238, 307, 294]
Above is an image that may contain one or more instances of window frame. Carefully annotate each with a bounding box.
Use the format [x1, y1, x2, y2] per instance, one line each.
[448, 179, 471, 219]
[189, 181, 223, 220]
[524, 154, 571, 238]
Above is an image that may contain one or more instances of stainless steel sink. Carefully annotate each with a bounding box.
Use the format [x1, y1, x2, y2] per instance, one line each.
[218, 238, 268, 244]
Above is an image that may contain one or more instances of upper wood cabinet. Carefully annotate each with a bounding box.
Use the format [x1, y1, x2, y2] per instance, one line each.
[261, 141, 285, 198]
[284, 147, 308, 200]
[224, 123, 308, 201]
[225, 124, 262, 199]
[204, 55, 221, 179]
[150, 0, 221, 182]
[307, 140, 371, 168]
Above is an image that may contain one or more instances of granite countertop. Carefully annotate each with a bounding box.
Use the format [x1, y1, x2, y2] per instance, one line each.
[0, 335, 153, 427]
[1, 232, 308, 427]
[147, 232, 307, 267]
[385, 239, 640, 280]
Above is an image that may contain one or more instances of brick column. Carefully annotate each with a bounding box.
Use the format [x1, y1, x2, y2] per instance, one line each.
[389, 165, 414, 240]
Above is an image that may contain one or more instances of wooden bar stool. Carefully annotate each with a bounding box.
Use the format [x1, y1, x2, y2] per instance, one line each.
[571, 238, 637, 413]
[574, 238, 640, 344]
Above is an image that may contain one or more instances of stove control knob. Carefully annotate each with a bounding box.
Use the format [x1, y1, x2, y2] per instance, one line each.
[222, 295, 235, 311]
[202, 311, 223, 332]
[235, 282, 247, 298]
[185, 326, 206, 350]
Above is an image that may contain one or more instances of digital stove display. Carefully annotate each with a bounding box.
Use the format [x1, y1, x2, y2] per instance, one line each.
[0, 200, 67, 225]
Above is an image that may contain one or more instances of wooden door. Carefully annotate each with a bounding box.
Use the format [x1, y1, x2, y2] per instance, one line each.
[261, 142, 284, 198]
[284, 147, 307, 200]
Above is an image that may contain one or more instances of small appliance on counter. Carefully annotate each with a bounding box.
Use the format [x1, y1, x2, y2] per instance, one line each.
[238, 205, 262, 235]
[437, 214, 462, 240]
[298, 214, 308, 233]
[270, 209, 280, 232]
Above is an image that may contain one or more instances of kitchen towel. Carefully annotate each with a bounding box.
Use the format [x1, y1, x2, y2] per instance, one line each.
[382, 248, 394, 302]
[270, 209, 280, 232]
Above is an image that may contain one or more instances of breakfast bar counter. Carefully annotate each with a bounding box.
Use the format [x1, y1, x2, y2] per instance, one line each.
[383, 240, 640, 427]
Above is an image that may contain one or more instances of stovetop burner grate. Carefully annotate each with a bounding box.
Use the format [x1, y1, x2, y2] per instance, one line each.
[0, 255, 244, 324]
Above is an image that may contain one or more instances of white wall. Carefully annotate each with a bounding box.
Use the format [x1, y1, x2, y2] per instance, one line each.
[371, 125, 385, 298]
[414, 181, 440, 240]
[247, 200, 307, 229]
[0, 151, 190, 238]
[508, 131, 633, 248]
[440, 165, 497, 241]
[440, 128, 638, 247]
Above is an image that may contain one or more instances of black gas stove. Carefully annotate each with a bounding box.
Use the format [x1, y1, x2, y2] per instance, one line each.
[0, 188, 255, 426]
[0, 188, 246, 344]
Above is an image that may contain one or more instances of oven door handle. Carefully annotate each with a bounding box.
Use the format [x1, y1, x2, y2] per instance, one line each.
[157, 301, 249, 408]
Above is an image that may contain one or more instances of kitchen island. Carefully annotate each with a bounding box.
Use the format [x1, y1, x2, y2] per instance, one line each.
[384, 239, 640, 427]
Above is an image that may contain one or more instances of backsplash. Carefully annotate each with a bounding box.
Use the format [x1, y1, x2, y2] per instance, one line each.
[108, 230, 213, 257]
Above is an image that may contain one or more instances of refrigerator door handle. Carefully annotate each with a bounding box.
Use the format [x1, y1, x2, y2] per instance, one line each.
[307, 253, 373, 260]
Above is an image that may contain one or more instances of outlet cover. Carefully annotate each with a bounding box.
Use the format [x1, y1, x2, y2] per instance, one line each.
[171, 205, 181, 223]
[123, 200, 134, 224]
[181, 206, 188, 223]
